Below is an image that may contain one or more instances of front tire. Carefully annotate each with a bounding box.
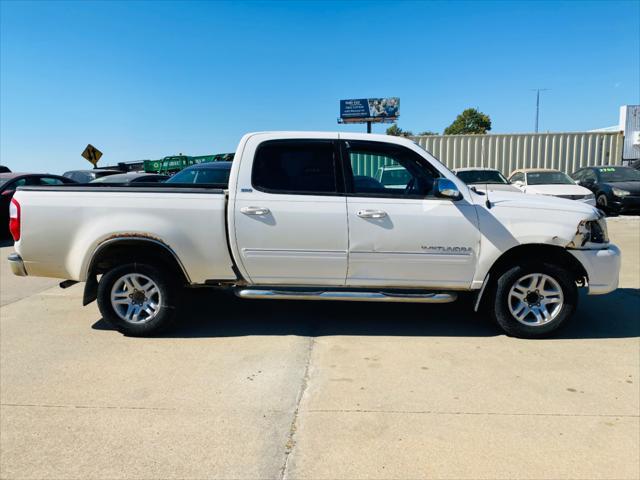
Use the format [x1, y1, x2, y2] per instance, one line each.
[491, 262, 577, 338]
[596, 193, 609, 212]
[97, 263, 180, 336]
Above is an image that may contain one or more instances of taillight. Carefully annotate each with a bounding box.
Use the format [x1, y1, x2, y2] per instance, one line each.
[9, 198, 20, 241]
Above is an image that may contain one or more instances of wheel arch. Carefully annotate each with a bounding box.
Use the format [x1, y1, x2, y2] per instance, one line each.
[475, 243, 588, 312]
[82, 237, 190, 306]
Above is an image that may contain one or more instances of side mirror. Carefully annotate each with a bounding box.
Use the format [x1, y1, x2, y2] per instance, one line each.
[513, 180, 524, 188]
[434, 178, 462, 200]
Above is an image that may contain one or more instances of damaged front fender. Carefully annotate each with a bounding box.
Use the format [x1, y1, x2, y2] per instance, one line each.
[566, 210, 609, 249]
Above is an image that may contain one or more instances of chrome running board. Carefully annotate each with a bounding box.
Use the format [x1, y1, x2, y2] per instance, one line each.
[234, 288, 457, 303]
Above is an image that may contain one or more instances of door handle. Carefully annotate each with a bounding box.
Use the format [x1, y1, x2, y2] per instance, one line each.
[357, 209, 387, 219]
[241, 206, 270, 216]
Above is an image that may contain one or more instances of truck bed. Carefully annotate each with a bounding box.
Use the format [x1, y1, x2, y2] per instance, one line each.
[13, 185, 237, 284]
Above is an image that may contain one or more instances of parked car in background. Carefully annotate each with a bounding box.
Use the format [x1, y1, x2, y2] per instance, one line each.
[1, 173, 76, 238]
[166, 161, 232, 186]
[571, 166, 640, 215]
[90, 173, 169, 184]
[508, 168, 595, 206]
[63, 169, 122, 183]
[453, 168, 521, 192]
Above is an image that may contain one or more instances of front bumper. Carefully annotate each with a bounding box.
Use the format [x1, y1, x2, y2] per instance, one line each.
[610, 195, 640, 214]
[8, 253, 28, 277]
[569, 245, 620, 295]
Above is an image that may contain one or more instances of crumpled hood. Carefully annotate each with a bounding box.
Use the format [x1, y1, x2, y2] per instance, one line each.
[525, 184, 593, 196]
[469, 189, 603, 250]
[477, 189, 598, 216]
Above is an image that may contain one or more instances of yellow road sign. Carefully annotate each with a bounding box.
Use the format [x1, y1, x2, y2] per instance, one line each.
[81, 144, 103, 167]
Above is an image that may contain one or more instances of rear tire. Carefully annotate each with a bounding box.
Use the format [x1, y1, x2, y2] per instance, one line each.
[97, 263, 180, 336]
[491, 262, 577, 338]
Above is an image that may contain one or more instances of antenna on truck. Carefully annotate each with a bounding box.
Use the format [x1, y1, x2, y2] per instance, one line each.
[485, 184, 492, 209]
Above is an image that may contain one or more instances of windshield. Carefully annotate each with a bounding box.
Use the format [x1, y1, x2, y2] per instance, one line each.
[527, 171, 574, 185]
[597, 167, 640, 182]
[0, 178, 10, 187]
[167, 166, 231, 185]
[456, 170, 509, 184]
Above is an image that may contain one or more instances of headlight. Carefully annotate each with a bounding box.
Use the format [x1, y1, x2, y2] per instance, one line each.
[585, 193, 595, 200]
[569, 216, 609, 248]
[612, 187, 630, 197]
[588, 217, 609, 243]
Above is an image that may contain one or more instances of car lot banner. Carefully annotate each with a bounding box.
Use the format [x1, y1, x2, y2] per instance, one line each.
[340, 98, 399, 122]
[144, 153, 234, 173]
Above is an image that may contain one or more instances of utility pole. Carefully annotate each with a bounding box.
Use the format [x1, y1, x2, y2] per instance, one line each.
[532, 89, 549, 133]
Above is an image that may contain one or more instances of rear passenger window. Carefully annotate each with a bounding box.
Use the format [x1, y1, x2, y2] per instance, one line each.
[252, 140, 338, 194]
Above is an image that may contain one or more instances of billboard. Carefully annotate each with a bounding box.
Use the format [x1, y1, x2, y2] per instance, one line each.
[339, 97, 399, 123]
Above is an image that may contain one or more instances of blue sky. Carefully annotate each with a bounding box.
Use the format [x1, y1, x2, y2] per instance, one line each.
[1, 0, 638, 173]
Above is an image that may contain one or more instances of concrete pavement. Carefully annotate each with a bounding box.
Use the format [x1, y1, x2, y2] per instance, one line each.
[0, 218, 638, 479]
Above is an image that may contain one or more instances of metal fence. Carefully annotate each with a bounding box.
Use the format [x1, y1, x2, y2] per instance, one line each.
[412, 132, 624, 175]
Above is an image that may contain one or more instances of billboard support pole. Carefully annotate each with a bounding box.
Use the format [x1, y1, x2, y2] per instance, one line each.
[367, 121, 372, 134]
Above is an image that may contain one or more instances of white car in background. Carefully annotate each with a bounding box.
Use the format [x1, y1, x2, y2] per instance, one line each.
[453, 167, 521, 192]
[508, 168, 596, 206]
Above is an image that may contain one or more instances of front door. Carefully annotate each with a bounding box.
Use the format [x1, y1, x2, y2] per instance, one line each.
[232, 136, 348, 285]
[343, 140, 480, 289]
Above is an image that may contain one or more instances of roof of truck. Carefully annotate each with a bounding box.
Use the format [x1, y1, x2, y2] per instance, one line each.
[244, 131, 419, 146]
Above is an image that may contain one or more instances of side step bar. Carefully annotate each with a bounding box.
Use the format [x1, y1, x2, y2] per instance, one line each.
[234, 289, 457, 304]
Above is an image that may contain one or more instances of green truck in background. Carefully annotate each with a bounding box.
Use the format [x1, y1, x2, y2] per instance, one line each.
[143, 153, 234, 174]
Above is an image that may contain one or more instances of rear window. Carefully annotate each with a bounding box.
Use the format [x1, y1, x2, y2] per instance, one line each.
[39, 177, 65, 185]
[252, 140, 338, 194]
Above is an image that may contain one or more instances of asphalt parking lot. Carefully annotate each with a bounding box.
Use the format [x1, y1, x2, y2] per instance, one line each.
[1, 218, 638, 480]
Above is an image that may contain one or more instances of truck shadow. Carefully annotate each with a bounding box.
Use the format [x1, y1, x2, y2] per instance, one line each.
[93, 288, 640, 340]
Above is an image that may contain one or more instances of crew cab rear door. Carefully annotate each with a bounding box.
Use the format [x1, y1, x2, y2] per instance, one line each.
[231, 134, 348, 285]
[342, 139, 480, 289]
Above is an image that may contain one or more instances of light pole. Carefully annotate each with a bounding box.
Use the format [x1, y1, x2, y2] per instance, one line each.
[532, 89, 549, 133]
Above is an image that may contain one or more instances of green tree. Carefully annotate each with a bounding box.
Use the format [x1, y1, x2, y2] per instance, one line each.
[386, 124, 414, 137]
[444, 108, 491, 135]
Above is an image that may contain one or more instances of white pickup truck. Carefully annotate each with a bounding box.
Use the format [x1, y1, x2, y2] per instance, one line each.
[8, 132, 620, 338]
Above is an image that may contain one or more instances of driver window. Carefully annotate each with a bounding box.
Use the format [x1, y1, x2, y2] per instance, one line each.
[346, 141, 437, 198]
